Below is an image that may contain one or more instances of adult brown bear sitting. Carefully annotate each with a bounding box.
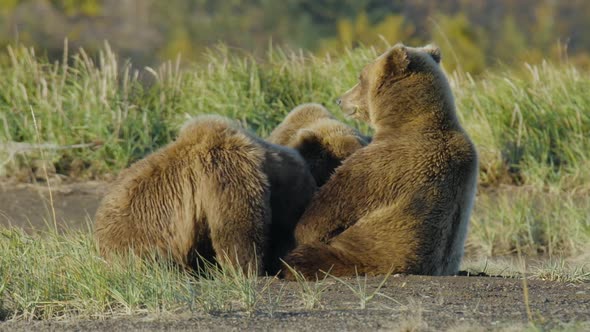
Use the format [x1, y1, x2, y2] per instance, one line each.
[282, 44, 478, 279]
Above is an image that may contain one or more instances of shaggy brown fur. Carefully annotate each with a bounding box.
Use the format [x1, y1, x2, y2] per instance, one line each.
[267, 103, 333, 146]
[269, 103, 368, 186]
[94, 115, 315, 275]
[282, 44, 478, 279]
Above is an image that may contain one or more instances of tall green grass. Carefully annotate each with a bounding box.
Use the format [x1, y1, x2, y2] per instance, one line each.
[1, 43, 590, 189]
[1, 43, 589, 188]
[453, 64, 590, 189]
[0, 43, 372, 178]
[0, 227, 193, 320]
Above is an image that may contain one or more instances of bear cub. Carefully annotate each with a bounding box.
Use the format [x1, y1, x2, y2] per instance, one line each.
[95, 115, 316, 275]
[268, 103, 368, 186]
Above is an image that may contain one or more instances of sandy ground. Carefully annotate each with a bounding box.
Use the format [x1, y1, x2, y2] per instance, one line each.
[1, 181, 589, 331]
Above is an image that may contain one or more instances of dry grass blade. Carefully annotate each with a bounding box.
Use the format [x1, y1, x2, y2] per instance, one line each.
[329, 268, 394, 309]
[281, 261, 332, 310]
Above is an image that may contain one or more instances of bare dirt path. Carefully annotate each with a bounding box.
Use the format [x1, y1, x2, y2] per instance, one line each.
[0, 180, 107, 232]
[1, 275, 589, 331]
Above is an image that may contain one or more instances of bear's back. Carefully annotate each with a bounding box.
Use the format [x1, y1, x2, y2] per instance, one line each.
[94, 115, 271, 270]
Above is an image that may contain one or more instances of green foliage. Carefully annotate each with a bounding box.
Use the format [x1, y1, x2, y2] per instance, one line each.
[455, 63, 590, 188]
[495, 16, 527, 64]
[0, 43, 376, 178]
[49, 0, 102, 16]
[319, 12, 414, 53]
[431, 13, 486, 73]
[0, 0, 18, 12]
[3, 43, 590, 190]
[1, 1, 590, 71]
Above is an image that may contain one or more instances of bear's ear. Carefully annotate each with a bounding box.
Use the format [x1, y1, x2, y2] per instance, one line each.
[423, 44, 441, 64]
[295, 129, 323, 157]
[386, 44, 410, 75]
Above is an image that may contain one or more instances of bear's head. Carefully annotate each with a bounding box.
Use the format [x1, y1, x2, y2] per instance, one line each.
[337, 44, 448, 129]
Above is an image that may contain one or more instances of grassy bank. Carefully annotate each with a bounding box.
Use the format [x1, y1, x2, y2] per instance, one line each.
[0, 43, 374, 178]
[2, 43, 588, 187]
[0, 43, 589, 321]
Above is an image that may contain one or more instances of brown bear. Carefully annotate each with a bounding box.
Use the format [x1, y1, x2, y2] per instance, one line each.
[268, 103, 369, 186]
[282, 44, 478, 279]
[94, 115, 316, 275]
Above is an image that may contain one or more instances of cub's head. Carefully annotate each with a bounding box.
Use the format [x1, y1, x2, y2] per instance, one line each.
[337, 44, 443, 126]
[292, 118, 368, 186]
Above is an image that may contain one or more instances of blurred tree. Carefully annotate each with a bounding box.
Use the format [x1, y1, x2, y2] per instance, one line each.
[431, 13, 486, 73]
[49, 0, 102, 17]
[159, 28, 197, 61]
[319, 12, 414, 53]
[0, 0, 589, 71]
[0, 0, 19, 12]
[495, 15, 527, 64]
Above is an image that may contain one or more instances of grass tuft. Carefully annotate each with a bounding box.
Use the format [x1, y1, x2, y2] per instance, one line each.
[531, 259, 590, 283]
[0, 227, 198, 320]
[281, 262, 332, 310]
[329, 269, 393, 310]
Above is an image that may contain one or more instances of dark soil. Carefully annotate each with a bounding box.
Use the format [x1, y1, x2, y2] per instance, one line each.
[1, 181, 589, 331]
[1, 275, 589, 331]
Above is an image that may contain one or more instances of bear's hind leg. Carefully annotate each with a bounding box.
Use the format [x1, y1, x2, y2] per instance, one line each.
[281, 242, 365, 280]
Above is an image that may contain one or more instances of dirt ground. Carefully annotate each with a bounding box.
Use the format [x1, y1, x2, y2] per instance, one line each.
[0, 180, 107, 232]
[1, 181, 589, 331]
[2, 275, 589, 331]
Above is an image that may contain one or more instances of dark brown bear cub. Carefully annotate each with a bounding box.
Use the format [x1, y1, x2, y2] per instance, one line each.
[269, 103, 368, 186]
